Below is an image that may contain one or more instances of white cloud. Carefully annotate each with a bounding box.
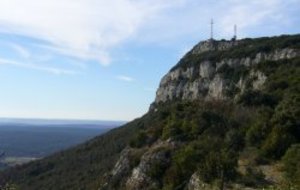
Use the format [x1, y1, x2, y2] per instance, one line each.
[133, 0, 298, 44]
[0, 58, 79, 75]
[0, 0, 297, 67]
[218, 0, 284, 38]
[117, 75, 134, 82]
[0, 0, 184, 65]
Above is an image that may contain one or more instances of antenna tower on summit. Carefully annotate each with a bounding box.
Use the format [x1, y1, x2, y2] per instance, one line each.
[210, 19, 214, 40]
[233, 24, 237, 40]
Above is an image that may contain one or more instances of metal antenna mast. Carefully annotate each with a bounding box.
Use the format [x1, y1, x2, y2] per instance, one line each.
[234, 24, 237, 40]
[210, 19, 214, 40]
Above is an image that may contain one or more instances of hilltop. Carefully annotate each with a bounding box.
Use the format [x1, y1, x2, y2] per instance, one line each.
[1, 34, 300, 190]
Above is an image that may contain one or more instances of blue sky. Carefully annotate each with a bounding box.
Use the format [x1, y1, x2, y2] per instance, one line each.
[0, 0, 299, 121]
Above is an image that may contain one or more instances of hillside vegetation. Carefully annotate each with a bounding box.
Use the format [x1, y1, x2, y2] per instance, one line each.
[0, 34, 299, 190]
[0, 120, 141, 189]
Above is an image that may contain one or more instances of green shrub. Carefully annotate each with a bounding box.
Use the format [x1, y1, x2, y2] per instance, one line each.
[245, 107, 274, 147]
[261, 127, 296, 159]
[198, 149, 237, 184]
[239, 167, 266, 187]
[238, 90, 277, 107]
[282, 144, 300, 188]
[129, 131, 148, 148]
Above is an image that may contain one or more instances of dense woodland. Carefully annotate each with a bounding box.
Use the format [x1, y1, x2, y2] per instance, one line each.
[0, 35, 299, 190]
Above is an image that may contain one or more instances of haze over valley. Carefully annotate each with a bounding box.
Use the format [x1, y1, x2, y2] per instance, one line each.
[0, 119, 124, 170]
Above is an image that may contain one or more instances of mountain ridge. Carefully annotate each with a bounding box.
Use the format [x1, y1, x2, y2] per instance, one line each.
[153, 36, 299, 106]
[1, 34, 299, 190]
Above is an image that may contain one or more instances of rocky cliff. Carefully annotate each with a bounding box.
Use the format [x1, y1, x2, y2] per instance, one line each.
[153, 39, 299, 106]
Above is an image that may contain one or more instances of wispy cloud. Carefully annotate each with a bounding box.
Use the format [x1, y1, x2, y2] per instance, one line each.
[0, 0, 298, 66]
[133, 0, 299, 43]
[116, 75, 134, 82]
[0, 0, 183, 65]
[0, 58, 79, 75]
[218, 0, 284, 38]
[8, 43, 31, 59]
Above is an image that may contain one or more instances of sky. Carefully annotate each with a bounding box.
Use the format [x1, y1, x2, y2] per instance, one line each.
[0, 0, 299, 121]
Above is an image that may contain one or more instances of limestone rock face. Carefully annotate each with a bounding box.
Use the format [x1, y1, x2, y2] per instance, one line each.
[187, 173, 218, 190]
[125, 151, 166, 190]
[104, 140, 177, 190]
[125, 141, 175, 190]
[207, 75, 227, 99]
[200, 61, 215, 79]
[100, 148, 132, 189]
[154, 46, 299, 106]
[251, 71, 267, 90]
[110, 148, 131, 179]
[191, 40, 239, 54]
[187, 173, 258, 190]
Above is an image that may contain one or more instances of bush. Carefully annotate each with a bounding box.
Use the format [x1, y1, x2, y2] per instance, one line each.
[245, 107, 273, 147]
[239, 167, 266, 187]
[198, 149, 237, 184]
[282, 144, 300, 188]
[238, 90, 277, 107]
[129, 131, 148, 148]
[261, 127, 296, 159]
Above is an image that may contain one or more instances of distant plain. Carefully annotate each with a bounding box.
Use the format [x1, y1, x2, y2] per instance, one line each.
[0, 119, 125, 170]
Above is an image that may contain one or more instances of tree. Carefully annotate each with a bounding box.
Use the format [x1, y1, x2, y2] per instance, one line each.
[198, 149, 237, 190]
[282, 144, 300, 188]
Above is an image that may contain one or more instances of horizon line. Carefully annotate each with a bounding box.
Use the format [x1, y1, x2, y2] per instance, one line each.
[0, 117, 128, 123]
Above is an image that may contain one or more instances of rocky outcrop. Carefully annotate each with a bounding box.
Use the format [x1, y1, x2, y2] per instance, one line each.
[154, 47, 299, 105]
[187, 173, 259, 190]
[125, 141, 176, 190]
[191, 40, 239, 54]
[104, 141, 177, 190]
[125, 150, 167, 190]
[110, 148, 132, 181]
[187, 173, 218, 190]
[100, 148, 133, 189]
